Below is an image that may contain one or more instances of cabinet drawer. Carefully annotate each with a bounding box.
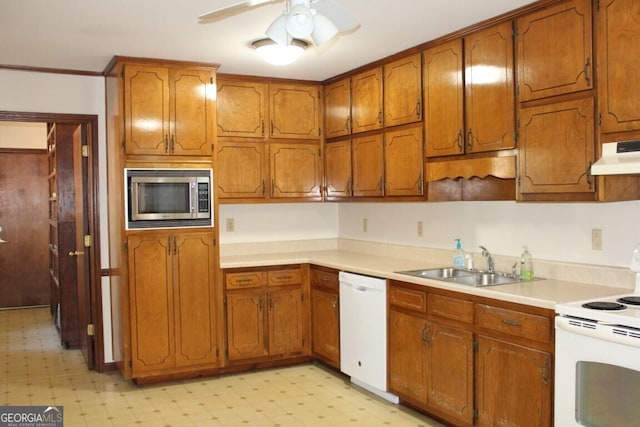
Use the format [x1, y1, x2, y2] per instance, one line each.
[428, 293, 474, 324]
[475, 304, 551, 343]
[311, 268, 339, 292]
[267, 269, 302, 286]
[389, 286, 427, 313]
[226, 272, 264, 289]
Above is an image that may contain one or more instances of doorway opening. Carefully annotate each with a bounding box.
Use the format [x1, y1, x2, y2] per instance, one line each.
[0, 111, 103, 371]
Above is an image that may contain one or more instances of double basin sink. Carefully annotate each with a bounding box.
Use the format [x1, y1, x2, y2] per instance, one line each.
[397, 267, 533, 287]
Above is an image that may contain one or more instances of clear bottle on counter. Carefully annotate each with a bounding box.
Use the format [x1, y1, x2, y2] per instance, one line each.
[520, 246, 534, 280]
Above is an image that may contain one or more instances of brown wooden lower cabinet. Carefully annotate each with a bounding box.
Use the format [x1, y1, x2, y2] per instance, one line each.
[388, 280, 553, 427]
[310, 266, 340, 368]
[224, 265, 310, 364]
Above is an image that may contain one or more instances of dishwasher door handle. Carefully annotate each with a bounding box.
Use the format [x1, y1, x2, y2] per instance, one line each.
[353, 285, 368, 292]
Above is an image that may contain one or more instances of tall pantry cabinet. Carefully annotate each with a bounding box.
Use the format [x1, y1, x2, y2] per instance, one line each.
[105, 56, 221, 382]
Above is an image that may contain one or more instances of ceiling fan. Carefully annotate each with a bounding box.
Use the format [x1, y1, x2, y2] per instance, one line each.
[198, 0, 359, 47]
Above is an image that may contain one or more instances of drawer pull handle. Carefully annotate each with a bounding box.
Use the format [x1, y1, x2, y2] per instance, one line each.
[501, 319, 521, 327]
[277, 275, 292, 280]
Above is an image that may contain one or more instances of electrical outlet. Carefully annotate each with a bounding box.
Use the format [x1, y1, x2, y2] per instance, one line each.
[363, 218, 368, 233]
[592, 228, 602, 250]
[417, 221, 423, 237]
[226, 218, 235, 232]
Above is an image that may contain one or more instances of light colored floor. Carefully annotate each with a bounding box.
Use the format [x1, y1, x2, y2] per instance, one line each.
[1, 307, 444, 427]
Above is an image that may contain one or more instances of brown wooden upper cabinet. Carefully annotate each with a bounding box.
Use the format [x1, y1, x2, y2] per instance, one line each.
[516, 0, 593, 102]
[123, 64, 215, 156]
[269, 83, 321, 139]
[323, 77, 351, 139]
[424, 21, 515, 157]
[352, 133, 384, 197]
[217, 80, 267, 138]
[351, 67, 384, 133]
[597, 0, 640, 134]
[324, 139, 352, 198]
[216, 140, 268, 199]
[384, 53, 423, 128]
[270, 142, 322, 199]
[385, 125, 424, 197]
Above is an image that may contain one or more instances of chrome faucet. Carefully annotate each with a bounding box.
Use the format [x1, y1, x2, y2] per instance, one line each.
[479, 246, 494, 273]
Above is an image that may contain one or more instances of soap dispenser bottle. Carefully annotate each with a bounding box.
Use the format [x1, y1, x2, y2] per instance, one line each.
[453, 239, 466, 268]
[520, 246, 534, 280]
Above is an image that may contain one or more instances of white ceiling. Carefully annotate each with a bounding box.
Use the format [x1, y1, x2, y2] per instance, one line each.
[0, 0, 534, 81]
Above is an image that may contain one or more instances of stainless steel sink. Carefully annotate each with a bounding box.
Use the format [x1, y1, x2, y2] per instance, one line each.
[397, 267, 530, 287]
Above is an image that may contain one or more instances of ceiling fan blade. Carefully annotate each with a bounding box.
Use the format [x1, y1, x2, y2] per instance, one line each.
[313, 0, 359, 32]
[198, 0, 284, 23]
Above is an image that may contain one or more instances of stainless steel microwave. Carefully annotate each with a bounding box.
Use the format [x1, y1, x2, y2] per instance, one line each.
[125, 168, 213, 229]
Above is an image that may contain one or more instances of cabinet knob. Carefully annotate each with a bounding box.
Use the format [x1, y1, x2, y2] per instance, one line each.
[0, 237, 7, 244]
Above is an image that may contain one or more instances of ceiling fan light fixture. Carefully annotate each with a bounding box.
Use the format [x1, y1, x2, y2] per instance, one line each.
[265, 13, 289, 45]
[311, 12, 338, 46]
[252, 38, 307, 66]
[286, 4, 314, 38]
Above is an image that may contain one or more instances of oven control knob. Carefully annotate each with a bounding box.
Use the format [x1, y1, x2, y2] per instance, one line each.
[631, 243, 640, 272]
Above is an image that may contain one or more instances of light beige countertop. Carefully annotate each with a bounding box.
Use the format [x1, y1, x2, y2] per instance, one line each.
[220, 249, 630, 310]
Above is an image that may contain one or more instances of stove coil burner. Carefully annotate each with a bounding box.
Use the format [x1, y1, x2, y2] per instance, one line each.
[581, 301, 627, 310]
[617, 296, 640, 306]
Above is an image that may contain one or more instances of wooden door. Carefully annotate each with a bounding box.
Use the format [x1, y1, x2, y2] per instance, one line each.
[216, 140, 268, 199]
[385, 125, 424, 196]
[269, 84, 320, 139]
[324, 78, 351, 138]
[475, 336, 552, 427]
[516, 0, 593, 101]
[465, 21, 515, 153]
[384, 53, 422, 127]
[324, 139, 352, 198]
[352, 134, 383, 197]
[518, 97, 595, 196]
[311, 288, 340, 368]
[169, 68, 214, 156]
[0, 151, 48, 308]
[226, 290, 266, 361]
[388, 309, 428, 404]
[127, 234, 175, 373]
[268, 287, 304, 356]
[71, 126, 94, 368]
[426, 321, 474, 425]
[351, 68, 383, 133]
[217, 80, 267, 138]
[598, 0, 640, 133]
[173, 232, 217, 368]
[270, 142, 322, 199]
[423, 39, 464, 157]
[123, 64, 170, 155]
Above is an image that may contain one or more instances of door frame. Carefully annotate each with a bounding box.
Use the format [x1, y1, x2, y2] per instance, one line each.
[0, 110, 104, 371]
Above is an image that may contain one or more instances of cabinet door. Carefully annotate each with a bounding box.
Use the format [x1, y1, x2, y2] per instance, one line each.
[598, 0, 640, 133]
[127, 234, 175, 373]
[385, 125, 424, 196]
[426, 321, 474, 426]
[268, 287, 304, 355]
[352, 134, 383, 197]
[217, 80, 267, 138]
[217, 140, 268, 199]
[269, 84, 320, 139]
[423, 40, 465, 157]
[226, 290, 266, 361]
[311, 288, 340, 368]
[270, 142, 322, 198]
[517, 0, 593, 101]
[465, 21, 515, 153]
[324, 139, 352, 198]
[475, 336, 551, 427]
[351, 67, 383, 133]
[173, 232, 217, 368]
[388, 309, 428, 404]
[384, 53, 422, 127]
[518, 97, 595, 196]
[123, 65, 170, 155]
[324, 78, 351, 138]
[169, 68, 214, 156]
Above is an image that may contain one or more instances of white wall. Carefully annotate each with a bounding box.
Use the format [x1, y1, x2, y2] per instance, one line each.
[338, 201, 640, 268]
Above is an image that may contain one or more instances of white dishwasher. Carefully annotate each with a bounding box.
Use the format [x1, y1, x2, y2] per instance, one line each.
[339, 271, 399, 403]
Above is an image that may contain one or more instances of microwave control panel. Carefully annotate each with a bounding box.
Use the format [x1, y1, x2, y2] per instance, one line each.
[198, 182, 210, 213]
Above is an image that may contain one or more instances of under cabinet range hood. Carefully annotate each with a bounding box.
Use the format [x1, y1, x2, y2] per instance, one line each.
[591, 140, 640, 175]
